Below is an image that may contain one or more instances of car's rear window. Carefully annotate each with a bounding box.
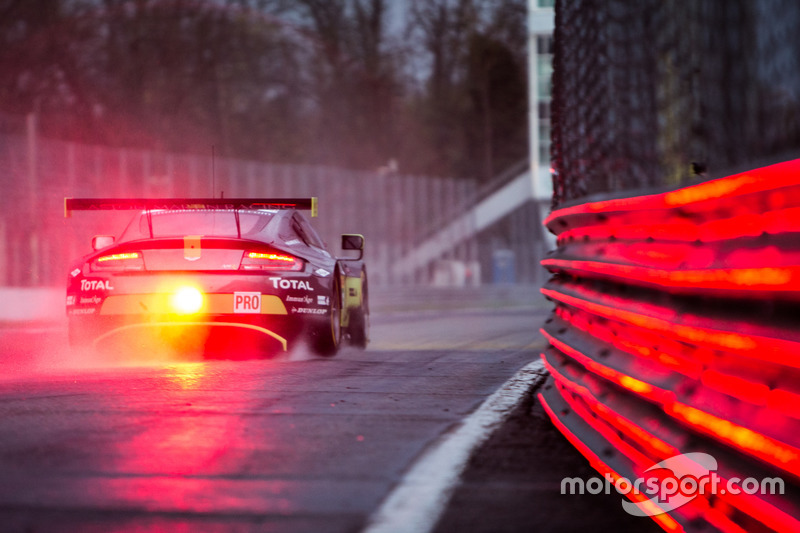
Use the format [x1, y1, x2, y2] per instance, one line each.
[119, 210, 275, 240]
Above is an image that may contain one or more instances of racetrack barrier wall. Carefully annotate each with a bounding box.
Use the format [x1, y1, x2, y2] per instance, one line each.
[0, 128, 546, 288]
[539, 159, 800, 532]
[0, 131, 479, 287]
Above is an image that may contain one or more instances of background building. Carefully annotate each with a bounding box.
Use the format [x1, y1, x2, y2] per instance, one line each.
[528, 0, 554, 202]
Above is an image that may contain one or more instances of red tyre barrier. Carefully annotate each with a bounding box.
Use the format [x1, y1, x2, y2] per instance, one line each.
[540, 160, 800, 532]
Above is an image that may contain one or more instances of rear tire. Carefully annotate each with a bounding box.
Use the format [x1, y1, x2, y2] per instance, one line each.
[347, 271, 369, 349]
[347, 308, 369, 349]
[310, 278, 341, 357]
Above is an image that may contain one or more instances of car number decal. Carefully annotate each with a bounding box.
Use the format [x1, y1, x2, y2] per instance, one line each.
[234, 292, 261, 313]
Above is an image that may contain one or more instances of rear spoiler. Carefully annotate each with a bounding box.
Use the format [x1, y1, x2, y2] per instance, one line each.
[64, 197, 318, 218]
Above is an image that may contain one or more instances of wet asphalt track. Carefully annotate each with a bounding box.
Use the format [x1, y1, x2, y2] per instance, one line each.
[0, 296, 662, 532]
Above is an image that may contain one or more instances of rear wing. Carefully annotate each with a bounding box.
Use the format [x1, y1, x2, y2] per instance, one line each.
[64, 197, 318, 218]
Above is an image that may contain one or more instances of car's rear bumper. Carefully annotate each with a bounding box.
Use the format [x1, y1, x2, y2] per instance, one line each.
[95, 319, 289, 351]
[67, 312, 323, 353]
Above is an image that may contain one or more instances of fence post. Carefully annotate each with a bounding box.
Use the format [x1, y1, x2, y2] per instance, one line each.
[26, 113, 39, 286]
[118, 148, 128, 196]
[0, 219, 6, 286]
[26, 113, 37, 212]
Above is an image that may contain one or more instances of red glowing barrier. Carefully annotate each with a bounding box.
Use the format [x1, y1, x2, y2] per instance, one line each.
[540, 160, 800, 532]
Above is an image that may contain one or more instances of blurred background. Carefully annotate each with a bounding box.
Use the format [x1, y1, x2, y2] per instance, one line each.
[3, 0, 800, 289]
[0, 0, 550, 289]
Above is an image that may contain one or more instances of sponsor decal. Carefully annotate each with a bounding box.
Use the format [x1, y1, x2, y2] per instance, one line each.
[286, 295, 313, 304]
[66, 295, 76, 306]
[269, 277, 314, 291]
[68, 308, 96, 315]
[80, 279, 114, 291]
[80, 296, 102, 305]
[291, 307, 326, 315]
[314, 268, 331, 277]
[234, 292, 261, 314]
[317, 295, 329, 306]
[70, 268, 81, 278]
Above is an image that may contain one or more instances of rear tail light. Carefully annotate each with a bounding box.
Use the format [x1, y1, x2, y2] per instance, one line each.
[170, 286, 204, 314]
[240, 251, 304, 271]
[91, 252, 144, 272]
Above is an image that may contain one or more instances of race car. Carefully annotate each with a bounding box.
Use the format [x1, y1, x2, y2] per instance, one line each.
[64, 197, 368, 357]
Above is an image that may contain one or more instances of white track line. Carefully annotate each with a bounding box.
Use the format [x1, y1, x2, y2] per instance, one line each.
[362, 358, 547, 533]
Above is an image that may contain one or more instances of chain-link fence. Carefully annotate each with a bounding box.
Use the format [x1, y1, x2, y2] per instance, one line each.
[551, 0, 800, 207]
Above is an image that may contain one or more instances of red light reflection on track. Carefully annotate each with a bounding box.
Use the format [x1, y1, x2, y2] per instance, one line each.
[165, 362, 209, 390]
[111, 363, 244, 479]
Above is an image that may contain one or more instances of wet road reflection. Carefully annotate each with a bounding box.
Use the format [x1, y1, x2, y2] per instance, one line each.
[0, 309, 545, 532]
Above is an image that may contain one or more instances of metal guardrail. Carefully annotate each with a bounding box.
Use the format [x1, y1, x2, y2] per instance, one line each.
[539, 159, 800, 532]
